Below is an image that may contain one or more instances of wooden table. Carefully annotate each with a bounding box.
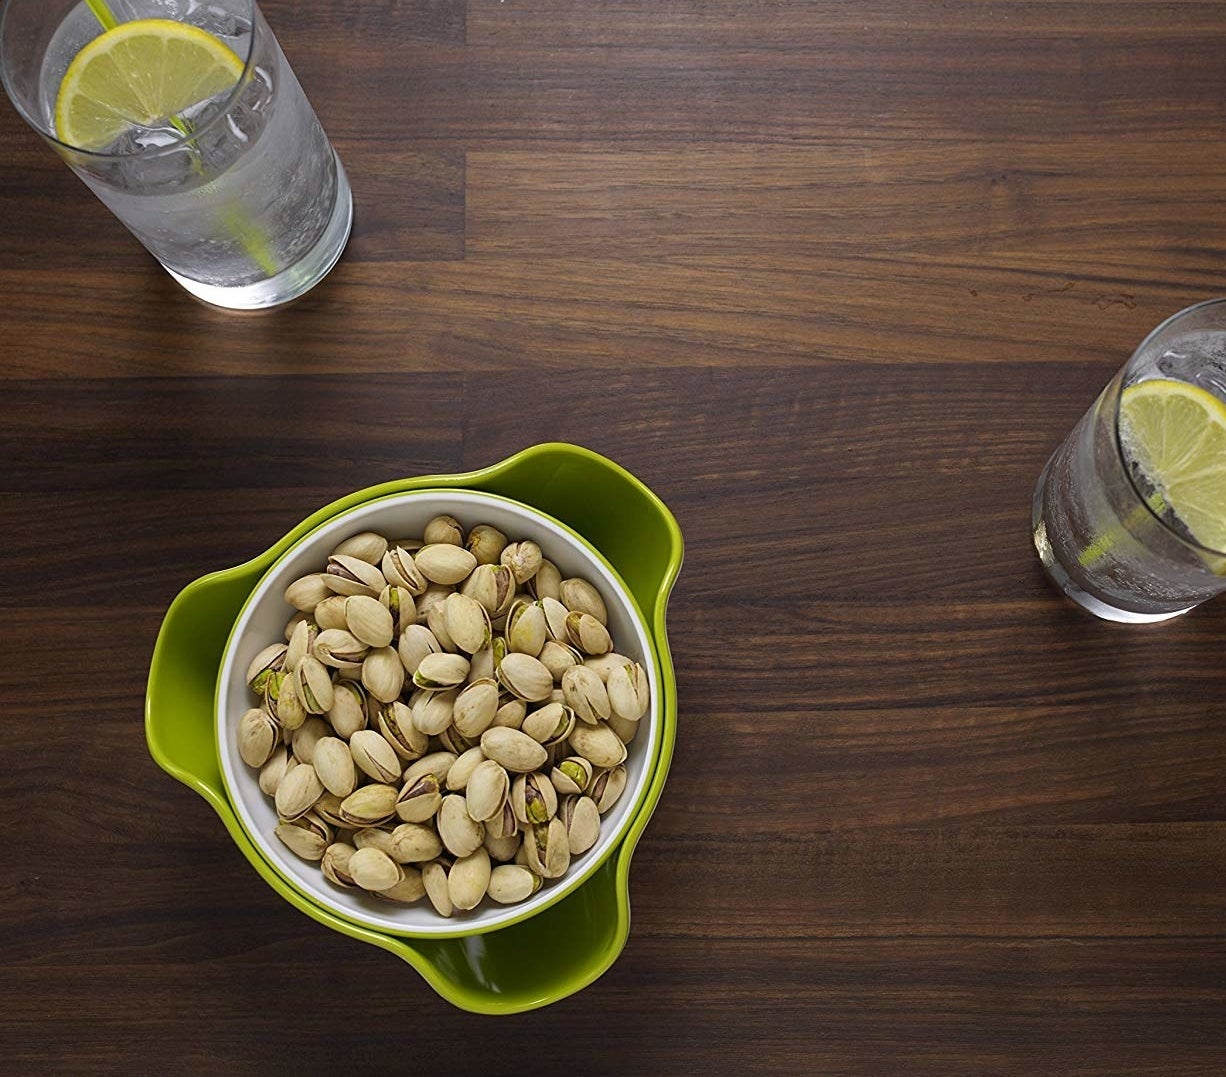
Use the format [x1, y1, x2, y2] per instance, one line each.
[5, 1, 1226, 1072]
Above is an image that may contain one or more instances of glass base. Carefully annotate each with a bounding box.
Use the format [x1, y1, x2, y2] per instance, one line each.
[165, 154, 353, 311]
[1031, 461, 1193, 624]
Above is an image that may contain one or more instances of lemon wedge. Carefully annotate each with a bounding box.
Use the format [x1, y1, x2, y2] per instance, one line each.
[54, 18, 243, 151]
[1119, 377, 1226, 552]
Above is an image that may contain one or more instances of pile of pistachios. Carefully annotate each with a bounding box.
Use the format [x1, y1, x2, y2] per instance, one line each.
[236, 516, 649, 916]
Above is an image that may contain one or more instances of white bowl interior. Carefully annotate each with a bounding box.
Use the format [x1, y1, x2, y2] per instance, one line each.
[217, 490, 660, 936]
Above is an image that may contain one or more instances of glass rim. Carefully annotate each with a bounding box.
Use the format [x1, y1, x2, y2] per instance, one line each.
[1112, 295, 1226, 558]
[0, 0, 259, 161]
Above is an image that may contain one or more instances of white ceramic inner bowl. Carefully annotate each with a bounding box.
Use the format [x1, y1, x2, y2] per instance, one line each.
[217, 489, 660, 936]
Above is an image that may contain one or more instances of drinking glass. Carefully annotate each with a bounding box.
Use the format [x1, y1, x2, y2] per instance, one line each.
[1033, 298, 1226, 622]
[1, 0, 352, 309]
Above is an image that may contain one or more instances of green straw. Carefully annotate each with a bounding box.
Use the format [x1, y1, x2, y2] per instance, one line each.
[80, 0, 278, 277]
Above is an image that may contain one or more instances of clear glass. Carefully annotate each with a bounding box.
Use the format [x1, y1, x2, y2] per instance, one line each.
[1033, 298, 1226, 622]
[1, 0, 352, 309]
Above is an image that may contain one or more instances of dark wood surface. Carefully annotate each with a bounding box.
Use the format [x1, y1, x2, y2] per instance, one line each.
[5, 1, 1226, 1073]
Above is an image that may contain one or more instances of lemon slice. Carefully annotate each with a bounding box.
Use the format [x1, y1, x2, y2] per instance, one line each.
[1119, 377, 1226, 552]
[55, 18, 244, 151]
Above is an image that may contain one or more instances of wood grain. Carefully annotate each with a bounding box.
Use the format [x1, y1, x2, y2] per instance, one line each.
[4, 0, 1226, 1072]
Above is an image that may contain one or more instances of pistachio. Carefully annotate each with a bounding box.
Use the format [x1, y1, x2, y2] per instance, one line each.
[525, 817, 570, 879]
[411, 687, 457, 735]
[389, 822, 443, 864]
[561, 665, 611, 725]
[423, 514, 463, 546]
[521, 701, 576, 746]
[529, 558, 562, 600]
[448, 847, 492, 911]
[415, 543, 477, 586]
[438, 724, 478, 756]
[425, 600, 457, 652]
[258, 747, 294, 796]
[452, 678, 500, 738]
[349, 729, 401, 784]
[269, 674, 302, 732]
[344, 595, 394, 649]
[491, 696, 527, 730]
[581, 651, 632, 682]
[339, 783, 399, 827]
[291, 717, 330, 764]
[511, 772, 558, 826]
[466, 523, 508, 566]
[349, 847, 404, 892]
[539, 640, 582, 682]
[274, 762, 323, 820]
[314, 628, 368, 670]
[415, 584, 453, 624]
[488, 864, 542, 905]
[568, 721, 628, 769]
[284, 611, 311, 641]
[362, 646, 405, 703]
[246, 643, 287, 694]
[377, 867, 426, 903]
[313, 594, 350, 631]
[486, 797, 520, 841]
[380, 546, 427, 595]
[238, 708, 280, 768]
[497, 651, 553, 703]
[445, 745, 488, 791]
[285, 618, 317, 671]
[396, 773, 443, 823]
[313, 736, 358, 797]
[275, 811, 331, 860]
[323, 554, 386, 598]
[466, 759, 510, 822]
[313, 791, 347, 829]
[590, 765, 628, 813]
[551, 756, 593, 797]
[500, 540, 543, 585]
[285, 574, 331, 612]
[411, 651, 470, 691]
[379, 584, 417, 634]
[293, 656, 334, 714]
[438, 794, 485, 857]
[484, 828, 522, 862]
[539, 597, 571, 643]
[560, 576, 608, 624]
[506, 600, 547, 656]
[378, 700, 428, 761]
[468, 646, 495, 684]
[404, 751, 458, 788]
[352, 826, 396, 857]
[327, 681, 367, 739]
[458, 562, 513, 617]
[607, 713, 641, 745]
[607, 661, 650, 721]
[321, 842, 357, 887]
[565, 611, 613, 656]
[480, 726, 548, 773]
[421, 860, 453, 916]
[561, 795, 601, 855]
[443, 592, 491, 654]
[397, 623, 441, 675]
[331, 531, 388, 564]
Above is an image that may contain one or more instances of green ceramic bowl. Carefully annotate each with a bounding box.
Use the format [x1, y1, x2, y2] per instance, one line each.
[145, 444, 682, 1014]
